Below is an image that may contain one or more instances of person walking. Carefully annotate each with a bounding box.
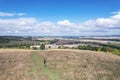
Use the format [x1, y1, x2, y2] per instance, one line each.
[43, 58, 46, 67]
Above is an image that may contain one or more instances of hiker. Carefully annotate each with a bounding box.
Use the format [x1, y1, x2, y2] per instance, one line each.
[43, 58, 46, 67]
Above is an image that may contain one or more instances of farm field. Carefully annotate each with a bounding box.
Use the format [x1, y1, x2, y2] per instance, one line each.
[0, 49, 120, 80]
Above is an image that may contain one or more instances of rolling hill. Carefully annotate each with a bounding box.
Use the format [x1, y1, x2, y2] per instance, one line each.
[0, 49, 120, 80]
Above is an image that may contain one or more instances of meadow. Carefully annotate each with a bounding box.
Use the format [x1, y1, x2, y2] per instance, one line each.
[0, 49, 120, 80]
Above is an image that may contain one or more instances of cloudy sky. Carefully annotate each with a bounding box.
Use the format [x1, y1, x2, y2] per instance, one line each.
[0, 0, 120, 36]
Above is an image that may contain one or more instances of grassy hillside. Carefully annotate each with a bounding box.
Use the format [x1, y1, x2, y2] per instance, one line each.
[38, 49, 120, 80]
[0, 49, 120, 80]
[0, 49, 32, 80]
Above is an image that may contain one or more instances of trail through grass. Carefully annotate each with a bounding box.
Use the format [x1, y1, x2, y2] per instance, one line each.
[31, 51, 60, 80]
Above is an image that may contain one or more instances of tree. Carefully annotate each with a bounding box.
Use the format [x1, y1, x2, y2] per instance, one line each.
[101, 47, 107, 52]
[48, 46, 51, 49]
[40, 44, 45, 50]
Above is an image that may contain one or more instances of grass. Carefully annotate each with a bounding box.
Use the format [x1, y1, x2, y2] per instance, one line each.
[31, 51, 60, 80]
[0, 49, 120, 80]
[0, 50, 32, 80]
[38, 49, 120, 80]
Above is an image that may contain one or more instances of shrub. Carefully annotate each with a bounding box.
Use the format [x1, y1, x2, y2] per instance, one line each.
[112, 49, 120, 55]
[40, 44, 45, 50]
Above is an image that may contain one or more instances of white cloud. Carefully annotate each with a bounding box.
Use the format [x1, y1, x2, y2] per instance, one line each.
[0, 18, 37, 34]
[0, 18, 36, 25]
[0, 10, 120, 36]
[17, 13, 25, 16]
[36, 22, 54, 27]
[84, 11, 120, 30]
[15, 30, 19, 33]
[0, 12, 25, 17]
[0, 12, 14, 16]
[57, 20, 74, 27]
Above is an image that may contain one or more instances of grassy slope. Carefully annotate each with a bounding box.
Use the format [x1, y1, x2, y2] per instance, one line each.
[31, 52, 60, 80]
[0, 49, 120, 80]
[38, 49, 120, 80]
[0, 49, 32, 80]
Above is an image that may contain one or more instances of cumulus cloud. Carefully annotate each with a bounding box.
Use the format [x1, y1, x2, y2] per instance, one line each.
[57, 20, 74, 27]
[0, 18, 37, 35]
[0, 12, 25, 16]
[0, 10, 120, 36]
[83, 11, 120, 34]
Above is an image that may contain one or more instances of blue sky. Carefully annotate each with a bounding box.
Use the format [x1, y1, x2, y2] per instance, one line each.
[0, 0, 120, 36]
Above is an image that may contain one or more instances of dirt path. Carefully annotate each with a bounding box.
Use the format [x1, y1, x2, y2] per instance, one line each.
[30, 52, 59, 80]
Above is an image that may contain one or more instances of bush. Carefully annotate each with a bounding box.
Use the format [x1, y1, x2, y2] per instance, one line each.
[112, 49, 120, 55]
[58, 46, 61, 49]
[32, 47, 37, 50]
[40, 44, 45, 50]
[78, 45, 120, 56]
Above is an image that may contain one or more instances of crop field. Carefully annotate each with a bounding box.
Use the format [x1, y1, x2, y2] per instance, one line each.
[0, 49, 120, 80]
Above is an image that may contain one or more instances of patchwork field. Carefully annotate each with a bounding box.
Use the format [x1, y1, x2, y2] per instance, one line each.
[0, 49, 120, 80]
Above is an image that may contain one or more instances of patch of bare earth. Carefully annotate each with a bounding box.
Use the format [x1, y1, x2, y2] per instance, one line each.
[38, 49, 120, 80]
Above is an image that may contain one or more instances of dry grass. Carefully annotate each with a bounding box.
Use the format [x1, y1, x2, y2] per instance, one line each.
[0, 48, 35, 52]
[38, 49, 120, 80]
[0, 50, 32, 80]
[0, 49, 120, 80]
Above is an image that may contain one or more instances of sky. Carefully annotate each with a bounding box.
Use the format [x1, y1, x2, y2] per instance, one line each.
[0, 0, 120, 36]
